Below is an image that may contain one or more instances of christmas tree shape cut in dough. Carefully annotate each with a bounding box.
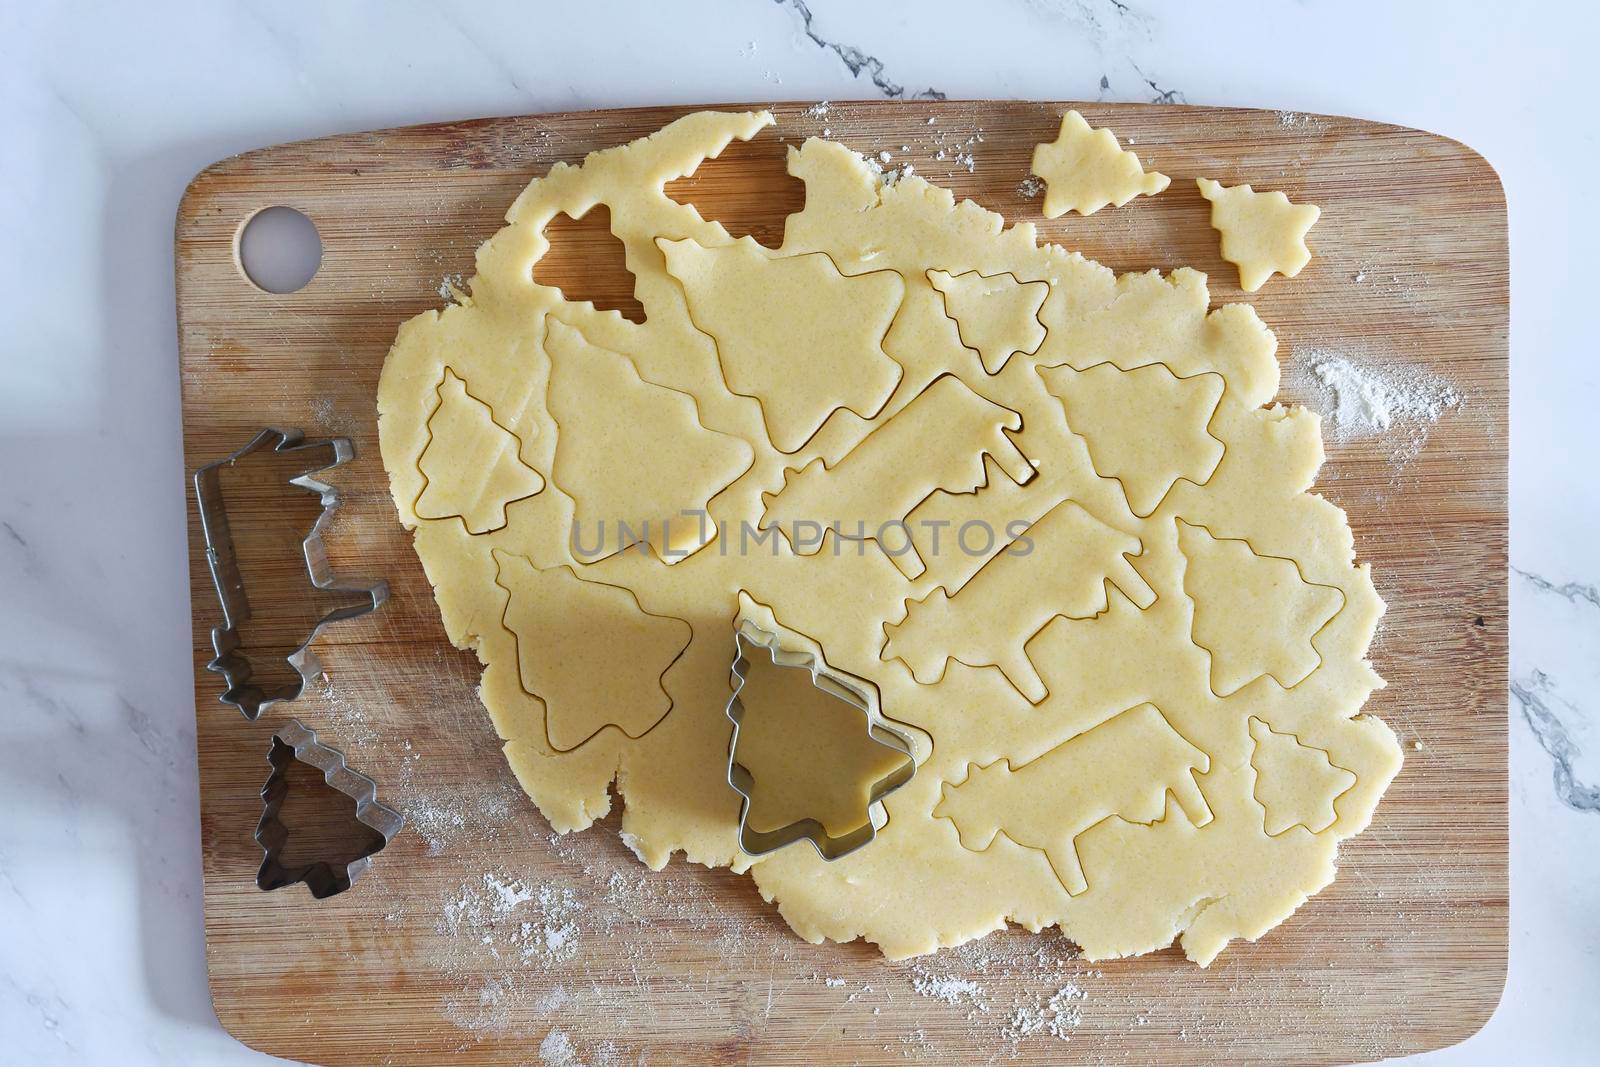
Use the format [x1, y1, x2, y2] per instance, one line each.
[761, 374, 1035, 575]
[926, 269, 1049, 374]
[1248, 718, 1357, 835]
[883, 499, 1156, 703]
[732, 645, 912, 838]
[935, 703, 1211, 896]
[546, 319, 753, 563]
[495, 551, 691, 752]
[1038, 362, 1225, 517]
[1031, 110, 1171, 218]
[1178, 520, 1344, 696]
[661, 238, 904, 452]
[414, 368, 545, 534]
[1197, 178, 1321, 292]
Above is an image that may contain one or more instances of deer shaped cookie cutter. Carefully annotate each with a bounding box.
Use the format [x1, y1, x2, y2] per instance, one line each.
[194, 428, 387, 720]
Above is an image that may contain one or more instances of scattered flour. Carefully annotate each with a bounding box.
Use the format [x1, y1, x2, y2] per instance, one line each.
[913, 972, 986, 1008]
[441, 871, 586, 974]
[438, 272, 464, 301]
[308, 396, 342, 435]
[312, 674, 378, 746]
[1017, 175, 1045, 199]
[1005, 982, 1087, 1042]
[1275, 110, 1330, 134]
[540, 1029, 585, 1067]
[484, 872, 538, 913]
[896, 937, 1096, 1053]
[413, 813, 1108, 1060]
[1310, 354, 1458, 434]
[1297, 347, 1462, 471]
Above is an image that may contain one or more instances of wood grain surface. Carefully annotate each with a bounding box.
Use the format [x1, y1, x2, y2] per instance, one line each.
[176, 101, 1508, 1066]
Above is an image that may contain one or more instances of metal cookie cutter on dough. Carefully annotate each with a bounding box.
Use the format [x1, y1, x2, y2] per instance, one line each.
[256, 718, 404, 898]
[726, 619, 918, 860]
[193, 427, 388, 720]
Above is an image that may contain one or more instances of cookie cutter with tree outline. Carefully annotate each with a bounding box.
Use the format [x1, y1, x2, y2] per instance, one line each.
[256, 718, 404, 898]
[726, 619, 918, 860]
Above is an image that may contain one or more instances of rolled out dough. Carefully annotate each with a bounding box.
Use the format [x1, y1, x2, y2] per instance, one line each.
[377, 111, 1401, 965]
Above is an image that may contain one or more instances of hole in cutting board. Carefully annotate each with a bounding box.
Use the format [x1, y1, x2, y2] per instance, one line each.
[238, 206, 323, 293]
[665, 130, 807, 250]
[213, 444, 372, 695]
[533, 205, 646, 323]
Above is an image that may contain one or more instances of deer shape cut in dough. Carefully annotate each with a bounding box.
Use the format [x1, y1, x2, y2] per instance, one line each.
[761, 375, 1035, 577]
[935, 703, 1212, 896]
[883, 499, 1155, 703]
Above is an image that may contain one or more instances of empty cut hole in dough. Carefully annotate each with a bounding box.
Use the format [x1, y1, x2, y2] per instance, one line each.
[270, 752, 386, 872]
[238, 206, 323, 293]
[665, 129, 807, 250]
[533, 205, 646, 323]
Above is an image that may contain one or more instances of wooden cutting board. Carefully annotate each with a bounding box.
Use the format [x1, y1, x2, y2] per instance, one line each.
[177, 101, 1507, 1066]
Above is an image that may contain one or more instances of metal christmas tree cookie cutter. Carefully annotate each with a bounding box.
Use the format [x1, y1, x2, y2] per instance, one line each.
[194, 428, 387, 720]
[725, 618, 918, 861]
[256, 718, 404, 898]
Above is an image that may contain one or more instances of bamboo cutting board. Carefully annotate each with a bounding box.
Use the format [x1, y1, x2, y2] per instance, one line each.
[177, 101, 1507, 1066]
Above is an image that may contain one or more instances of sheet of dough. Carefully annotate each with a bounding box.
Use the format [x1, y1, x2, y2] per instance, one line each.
[377, 111, 1401, 965]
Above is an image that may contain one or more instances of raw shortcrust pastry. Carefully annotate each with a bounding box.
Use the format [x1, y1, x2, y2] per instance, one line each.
[1198, 177, 1322, 292]
[378, 111, 1401, 966]
[1031, 110, 1171, 217]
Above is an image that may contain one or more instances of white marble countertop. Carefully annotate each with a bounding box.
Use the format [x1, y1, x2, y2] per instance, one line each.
[2, 1, 1595, 1063]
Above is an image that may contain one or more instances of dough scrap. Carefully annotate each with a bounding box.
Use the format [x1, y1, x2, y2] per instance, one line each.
[1197, 177, 1321, 292]
[377, 111, 1402, 967]
[1031, 110, 1171, 218]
